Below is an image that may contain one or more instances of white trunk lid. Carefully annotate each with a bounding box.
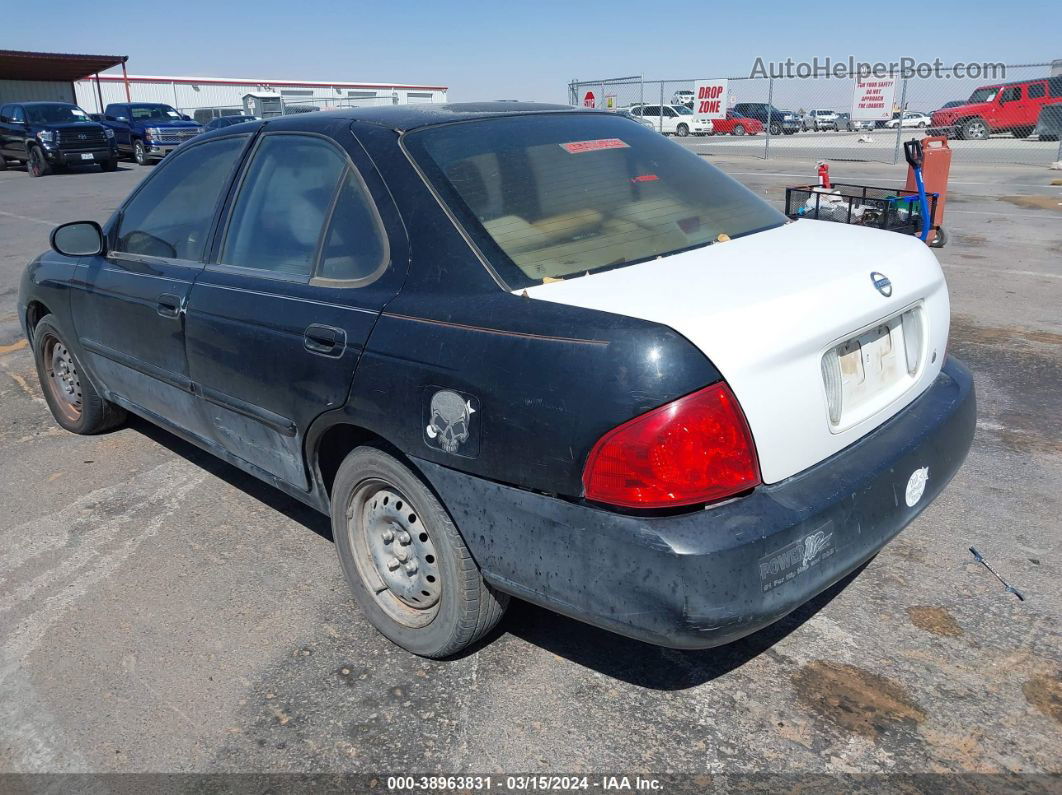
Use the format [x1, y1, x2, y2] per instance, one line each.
[521, 220, 951, 484]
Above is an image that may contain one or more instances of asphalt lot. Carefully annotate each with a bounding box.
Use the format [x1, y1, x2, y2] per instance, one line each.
[0, 150, 1060, 778]
[679, 128, 1062, 167]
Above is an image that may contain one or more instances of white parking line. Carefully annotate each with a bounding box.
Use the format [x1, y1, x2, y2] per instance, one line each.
[941, 263, 1061, 280]
[0, 210, 57, 227]
[721, 170, 1062, 190]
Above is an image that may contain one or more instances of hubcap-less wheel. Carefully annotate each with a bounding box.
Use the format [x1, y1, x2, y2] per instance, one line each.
[43, 334, 82, 422]
[349, 481, 441, 627]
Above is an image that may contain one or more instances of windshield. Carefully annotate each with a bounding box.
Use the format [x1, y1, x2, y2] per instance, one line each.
[406, 113, 786, 289]
[129, 104, 182, 120]
[968, 87, 999, 103]
[25, 104, 90, 124]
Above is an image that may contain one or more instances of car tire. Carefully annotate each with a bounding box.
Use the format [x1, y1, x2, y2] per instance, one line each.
[28, 145, 51, 178]
[331, 446, 509, 658]
[959, 117, 989, 140]
[733, 124, 745, 136]
[917, 121, 927, 128]
[676, 123, 689, 137]
[0, 152, 7, 170]
[769, 122, 781, 136]
[100, 158, 118, 172]
[133, 139, 149, 165]
[31, 315, 127, 434]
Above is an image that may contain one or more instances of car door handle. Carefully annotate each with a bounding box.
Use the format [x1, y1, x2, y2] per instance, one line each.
[156, 293, 183, 319]
[303, 324, 345, 357]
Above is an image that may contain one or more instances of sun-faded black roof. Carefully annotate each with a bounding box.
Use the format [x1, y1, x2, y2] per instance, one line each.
[0, 49, 127, 82]
[320, 101, 584, 131]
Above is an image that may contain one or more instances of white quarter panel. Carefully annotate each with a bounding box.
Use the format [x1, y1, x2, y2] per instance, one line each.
[521, 220, 950, 483]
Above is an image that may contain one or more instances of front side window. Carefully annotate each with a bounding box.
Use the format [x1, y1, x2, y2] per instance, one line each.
[220, 135, 347, 277]
[1000, 87, 1021, 103]
[406, 113, 786, 289]
[11, 106, 25, 124]
[116, 136, 246, 260]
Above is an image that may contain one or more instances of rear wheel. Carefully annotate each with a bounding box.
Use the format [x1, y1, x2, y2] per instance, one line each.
[733, 124, 745, 136]
[676, 123, 689, 137]
[28, 145, 50, 177]
[331, 447, 508, 658]
[959, 117, 989, 140]
[31, 316, 126, 434]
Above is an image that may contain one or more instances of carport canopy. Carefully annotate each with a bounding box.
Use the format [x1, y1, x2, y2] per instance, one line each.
[0, 49, 127, 82]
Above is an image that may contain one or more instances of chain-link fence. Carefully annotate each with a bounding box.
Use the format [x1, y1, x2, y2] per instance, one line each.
[180, 93, 428, 125]
[569, 63, 1062, 166]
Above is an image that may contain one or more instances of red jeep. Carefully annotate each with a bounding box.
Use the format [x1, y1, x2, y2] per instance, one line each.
[931, 75, 1062, 139]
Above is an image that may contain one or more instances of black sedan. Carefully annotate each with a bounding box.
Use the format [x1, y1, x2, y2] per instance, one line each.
[203, 114, 259, 131]
[18, 103, 975, 657]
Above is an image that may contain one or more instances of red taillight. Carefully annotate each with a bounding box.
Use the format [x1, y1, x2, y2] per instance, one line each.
[582, 382, 761, 509]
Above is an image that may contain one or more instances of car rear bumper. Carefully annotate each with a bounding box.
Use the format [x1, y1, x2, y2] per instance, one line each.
[416, 356, 975, 649]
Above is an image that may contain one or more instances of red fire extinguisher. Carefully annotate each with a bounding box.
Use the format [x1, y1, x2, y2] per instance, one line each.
[817, 161, 831, 189]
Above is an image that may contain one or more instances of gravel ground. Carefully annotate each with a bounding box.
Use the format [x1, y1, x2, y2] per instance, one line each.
[0, 151, 1059, 783]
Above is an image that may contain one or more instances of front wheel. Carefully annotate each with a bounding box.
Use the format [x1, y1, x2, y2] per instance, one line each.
[332, 447, 508, 658]
[676, 123, 689, 137]
[28, 145, 51, 177]
[959, 117, 989, 140]
[732, 124, 745, 136]
[769, 122, 781, 136]
[32, 316, 126, 434]
[133, 139, 149, 165]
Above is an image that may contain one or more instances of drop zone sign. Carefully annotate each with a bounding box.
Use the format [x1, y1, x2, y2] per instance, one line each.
[852, 79, 896, 120]
[694, 79, 728, 118]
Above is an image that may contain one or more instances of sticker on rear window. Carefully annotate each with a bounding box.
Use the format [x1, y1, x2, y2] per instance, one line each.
[559, 138, 629, 154]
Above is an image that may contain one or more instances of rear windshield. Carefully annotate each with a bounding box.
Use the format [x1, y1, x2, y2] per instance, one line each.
[405, 113, 786, 290]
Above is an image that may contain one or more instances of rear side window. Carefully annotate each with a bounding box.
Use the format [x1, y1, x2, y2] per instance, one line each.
[317, 172, 388, 282]
[220, 135, 346, 277]
[116, 136, 246, 260]
[406, 113, 786, 290]
[1027, 83, 1046, 99]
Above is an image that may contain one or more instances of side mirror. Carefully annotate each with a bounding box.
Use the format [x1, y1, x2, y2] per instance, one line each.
[51, 221, 105, 257]
[116, 116, 129, 123]
[181, 114, 192, 121]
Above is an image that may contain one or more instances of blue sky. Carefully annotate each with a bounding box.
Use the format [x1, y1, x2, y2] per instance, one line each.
[8, 0, 1060, 102]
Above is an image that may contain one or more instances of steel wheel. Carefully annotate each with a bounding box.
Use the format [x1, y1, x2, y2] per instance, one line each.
[42, 333, 82, 423]
[347, 479, 441, 628]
